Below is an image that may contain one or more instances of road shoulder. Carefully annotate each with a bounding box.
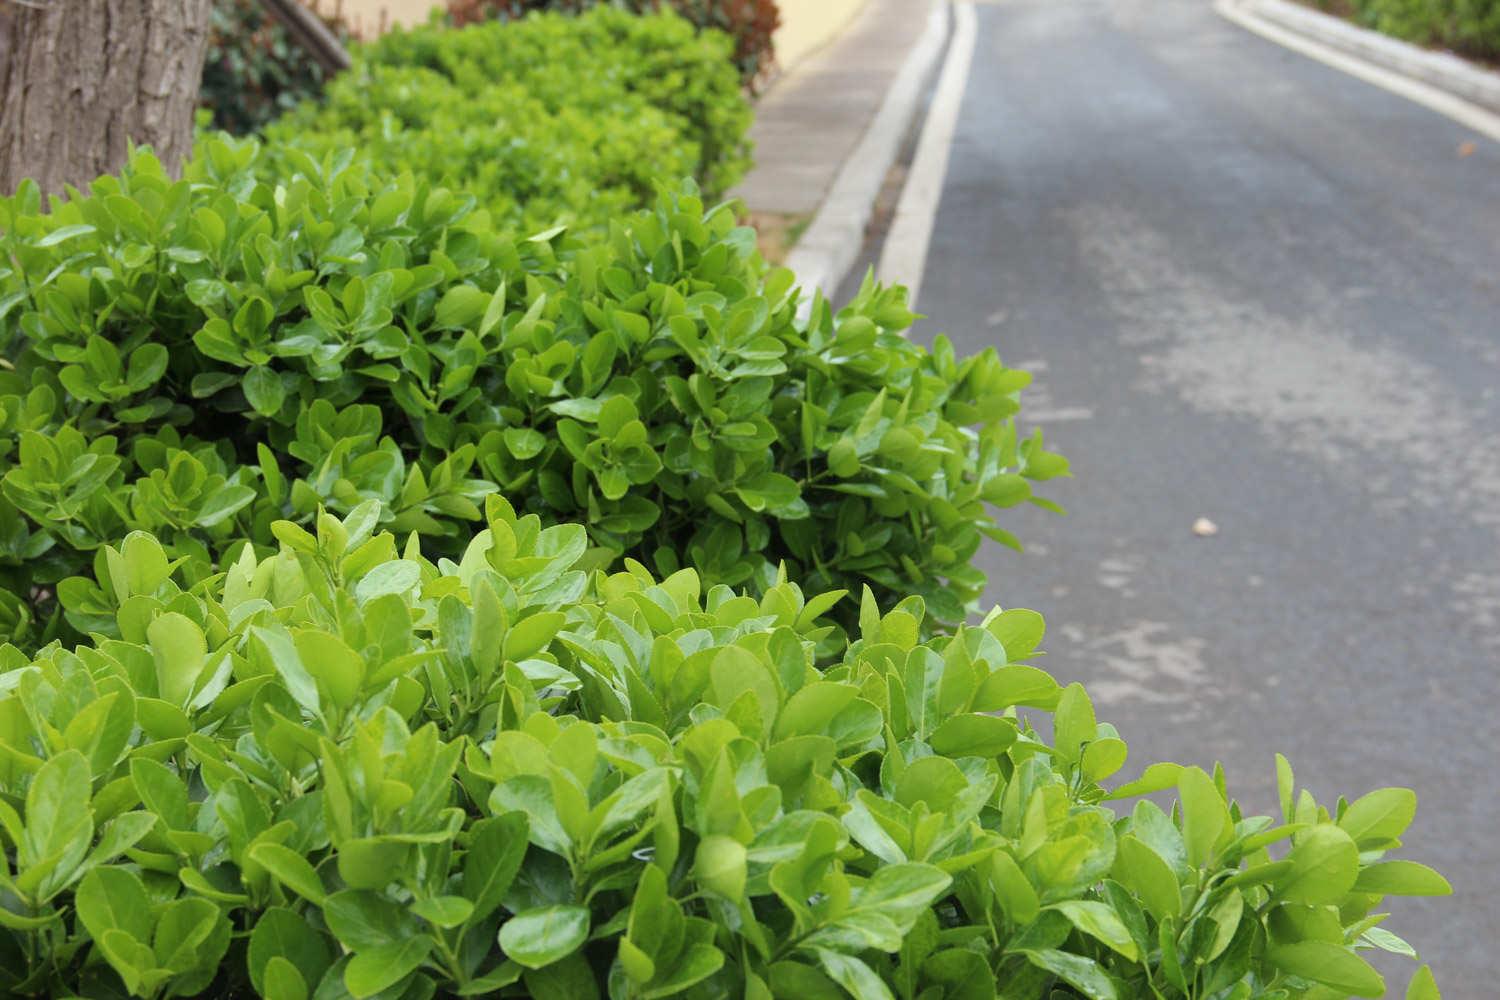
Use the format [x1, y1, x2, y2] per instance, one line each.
[1220, 0, 1500, 141]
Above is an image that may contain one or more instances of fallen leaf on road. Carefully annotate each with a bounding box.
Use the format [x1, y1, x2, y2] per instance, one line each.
[1192, 517, 1218, 537]
[1458, 141, 1477, 157]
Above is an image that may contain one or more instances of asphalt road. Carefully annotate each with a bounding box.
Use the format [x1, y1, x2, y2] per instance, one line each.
[913, 1, 1500, 993]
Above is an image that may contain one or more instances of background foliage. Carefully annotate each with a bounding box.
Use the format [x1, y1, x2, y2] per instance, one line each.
[1315, 0, 1500, 59]
[266, 7, 753, 236]
[443, 0, 782, 87]
[199, 0, 346, 135]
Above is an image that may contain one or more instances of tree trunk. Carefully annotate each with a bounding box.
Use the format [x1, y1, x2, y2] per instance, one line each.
[0, 0, 212, 198]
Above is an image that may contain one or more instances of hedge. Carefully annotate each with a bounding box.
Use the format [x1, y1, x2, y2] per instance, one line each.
[0, 136, 1062, 654]
[265, 7, 753, 237]
[0, 497, 1449, 997]
[443, 0, 782, 90]
[1315, 0, 1500, 60]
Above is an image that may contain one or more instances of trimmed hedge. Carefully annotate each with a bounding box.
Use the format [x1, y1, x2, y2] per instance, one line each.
[444, 0, 782, 90]
[0, 137, 1063, 653]
[266, 6, 753, 237]
[0, 498, 1448, 998]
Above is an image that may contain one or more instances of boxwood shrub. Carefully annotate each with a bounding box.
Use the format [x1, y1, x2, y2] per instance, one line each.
[0, 498, 1448, 998]
[0, 138, 1064, 652]
[265, 6, 753, 237]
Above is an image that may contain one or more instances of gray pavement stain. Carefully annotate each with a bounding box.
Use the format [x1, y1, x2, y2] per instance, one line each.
[1068, 201, 1500, 540]
[908, 0, 1500, 989]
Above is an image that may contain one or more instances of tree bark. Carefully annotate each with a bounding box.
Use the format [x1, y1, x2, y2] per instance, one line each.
[0, 0, 212, 198]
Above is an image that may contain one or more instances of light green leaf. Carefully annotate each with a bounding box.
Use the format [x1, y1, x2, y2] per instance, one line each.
[1048, 900, 1138, 961]
[1352, 860, 1452, 897]
[1276, 826, 1359, 905]
[148, 612, 207, 707]
[499, 904, 591, 969]
[1269, 941, 1384, 997]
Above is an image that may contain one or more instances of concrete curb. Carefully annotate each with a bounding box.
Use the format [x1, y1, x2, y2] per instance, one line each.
[878, 2, 977, 309]
[1233, 0, 1500, 113]
[784, 1, 952, 302]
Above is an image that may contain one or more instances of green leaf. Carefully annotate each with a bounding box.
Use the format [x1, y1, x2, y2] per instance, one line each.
[522, 953, 601, 1000]
[1178, 766, 1228, 869]
[988, 851, 1040, 925]
[263, 957, 311, 1000]
[1104, 762, 1182, 801]
[643, 944, 723, 999]
[1048, 901, 1139, 961]
[353, 561, 421, 604]
[1275, 825, 1359, 905]
[812, 950, 895, 1000]
[1268, 941, 1384, 997]
[1338, 787, 1416, 846]
[986, 607, 1045, 659]
[1407, 965, 1440, 1000]
[293, 629, 365, 711]
[504, 427, 547, 460]
[1020, 949, 1118, 1000]
[343, 938, 431, 996]
[827, 439, 859, 477]
[694, 834, 747, 900]
[436, 285, 490, 329]
[22, 749, 92, 871]
[244, 366, 286, 416]
[1113, 835, 1180, 921]
[148, 612, 207, 706]
[1053, 684, 1096, 763]
[412, 895, 474, 928]
[499, 904, 591, 969]
[36, 223, 96, 247]
[1352, 860, 1452, 896]
[505, 612, 566, 661]
[153, 896, 224, 973]
[131, 757, 190, 830]
[464, 813, 530, 925]
[249, 908, 333, 997]
[250, 843, 327, 905]
[929, 713, 1018, 757]
[76, 866, 151, 945]
[195, 484, 256, 528]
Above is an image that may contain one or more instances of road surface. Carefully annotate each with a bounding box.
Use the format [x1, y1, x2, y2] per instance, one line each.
[913, 0, 1500, 992]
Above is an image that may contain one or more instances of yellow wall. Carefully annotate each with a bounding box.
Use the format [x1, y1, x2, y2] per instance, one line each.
[317, 0, 437, 35]
[773, 0, 868, 74]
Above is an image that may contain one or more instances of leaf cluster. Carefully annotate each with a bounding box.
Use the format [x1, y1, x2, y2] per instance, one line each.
[0, 498, 1448, 999]
[0, 139, 1062, 652]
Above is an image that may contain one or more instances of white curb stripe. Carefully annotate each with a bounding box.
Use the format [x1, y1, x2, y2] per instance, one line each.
[878, 2, 978, 310]
[1216, 0, 1500, 145]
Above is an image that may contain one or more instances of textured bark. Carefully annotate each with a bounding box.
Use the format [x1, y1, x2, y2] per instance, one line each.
[0, 0, 212, 197]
